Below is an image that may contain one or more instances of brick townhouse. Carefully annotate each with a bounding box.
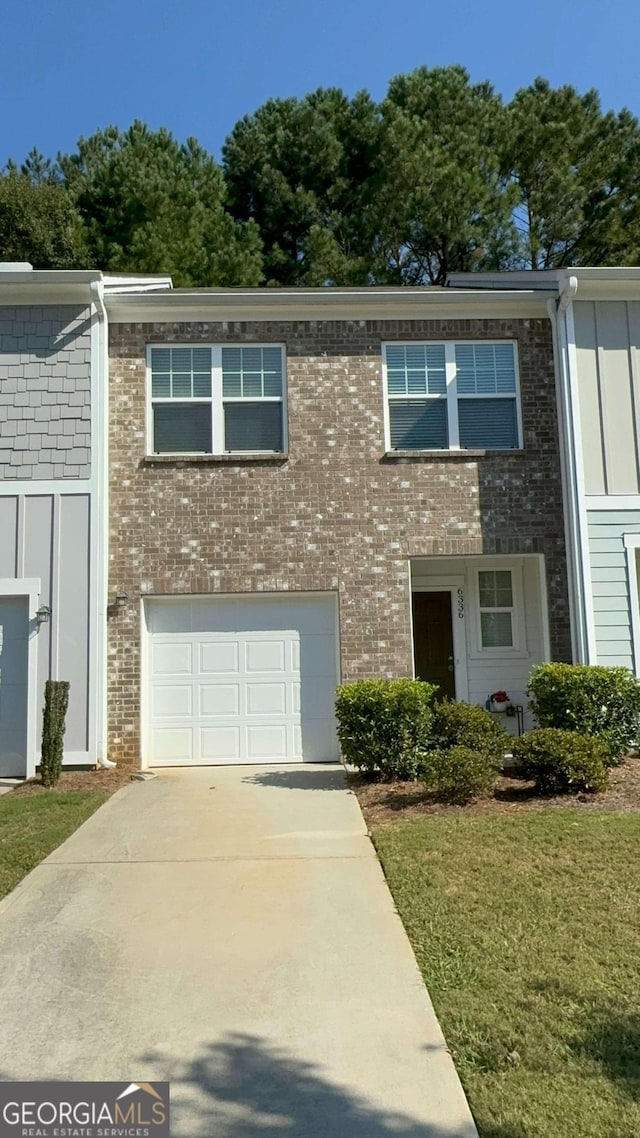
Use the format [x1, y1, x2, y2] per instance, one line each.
[0, 269, 574, 774]
[104, 285, 570, 767]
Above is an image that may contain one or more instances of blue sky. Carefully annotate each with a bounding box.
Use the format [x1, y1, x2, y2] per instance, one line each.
[2, 0, 638, 166]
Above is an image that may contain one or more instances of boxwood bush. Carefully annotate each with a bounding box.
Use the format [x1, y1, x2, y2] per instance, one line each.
[431, 699, 508, 763]
[335, 679, 437, 779]
[528, 663, 640, 762]
[512, 727, 610, 795]
[420, 745, 500, 804]
[40, 679, 70, 788]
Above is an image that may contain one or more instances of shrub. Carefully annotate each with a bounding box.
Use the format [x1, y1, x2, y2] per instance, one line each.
[335, 679, 437, 779]
[420, 746, 500, 804]
[511, 727, 610, 795]
[528, 663, 640, 762]
[431, 699, 508, 762]
[40, 680, 70, 788]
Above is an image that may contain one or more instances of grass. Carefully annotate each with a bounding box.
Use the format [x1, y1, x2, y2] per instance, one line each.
[373, 811, 640, 1138]
[0, 790, 108, 901]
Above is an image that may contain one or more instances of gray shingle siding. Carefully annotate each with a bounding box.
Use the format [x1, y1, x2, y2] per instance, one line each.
[0, 305, 92, 479]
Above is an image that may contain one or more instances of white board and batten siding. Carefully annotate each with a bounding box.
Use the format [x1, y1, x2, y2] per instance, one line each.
[411, 556, 548, 729]
[574, 300, 640, 496]
[0, 494, 94, 764]
[143, 593, 340, 766]
[572, 302, 640, 670]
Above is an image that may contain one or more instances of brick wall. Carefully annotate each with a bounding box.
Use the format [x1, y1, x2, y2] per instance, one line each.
[108, 316, 571, 766]
[0, 305, 92, 480]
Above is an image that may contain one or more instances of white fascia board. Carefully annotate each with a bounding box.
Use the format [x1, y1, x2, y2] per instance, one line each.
[0, 271, 103, 305]
[0, 271, 173, 305]
[449, 267, 640, 301]
[448, 269, 565, 290]
[106, 287, 549, 323]
[103, 275, 173, 294]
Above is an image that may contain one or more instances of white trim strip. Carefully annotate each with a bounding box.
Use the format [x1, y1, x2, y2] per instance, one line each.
[586, 496, 640, 510]
[565, 301, 598, 661]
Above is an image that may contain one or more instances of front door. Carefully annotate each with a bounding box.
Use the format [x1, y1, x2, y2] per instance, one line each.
[412, 591, 456, 699]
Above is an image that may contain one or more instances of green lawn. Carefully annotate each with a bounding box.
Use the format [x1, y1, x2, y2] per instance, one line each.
[0, 791, 108, 901]
[373, 811, 640, 1138]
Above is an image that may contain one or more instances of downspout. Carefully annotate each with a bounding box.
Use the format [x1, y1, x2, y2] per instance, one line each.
[90, 281, 116, 769]
[547, 275, 589, 662]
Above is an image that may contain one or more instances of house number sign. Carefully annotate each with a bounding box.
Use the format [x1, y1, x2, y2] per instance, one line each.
[456, 588, 465, 619]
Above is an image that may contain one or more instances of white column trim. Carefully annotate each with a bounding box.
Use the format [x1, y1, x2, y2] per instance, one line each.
[564, 301, 598, 661]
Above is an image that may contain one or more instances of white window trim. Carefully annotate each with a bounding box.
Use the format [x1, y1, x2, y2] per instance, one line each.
[146, 343, 288, 456]
[381, 340, 523, 452]
[470, 562, 527, 658]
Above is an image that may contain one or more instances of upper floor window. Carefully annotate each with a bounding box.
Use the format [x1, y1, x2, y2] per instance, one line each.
[148, 344, 286, 455]
[382, 341, 521, 452]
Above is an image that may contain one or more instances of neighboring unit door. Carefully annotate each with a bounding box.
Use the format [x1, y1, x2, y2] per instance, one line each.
[0, 597, 29, 777]
[145, 595, 340, 765]
[412, 591, 456, 699]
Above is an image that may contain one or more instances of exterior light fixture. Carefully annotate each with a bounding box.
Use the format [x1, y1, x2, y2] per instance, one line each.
[109, 591, 129, 614]
[35, 604, 51, 626]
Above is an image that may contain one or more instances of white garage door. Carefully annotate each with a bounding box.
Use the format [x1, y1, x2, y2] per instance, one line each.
[144, 594, 340, 765]
[0, 597, 29, 777]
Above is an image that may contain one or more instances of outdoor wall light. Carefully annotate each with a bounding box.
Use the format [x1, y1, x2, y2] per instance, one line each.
[111, 591, 129, 612]
[35, 604, 51, 627]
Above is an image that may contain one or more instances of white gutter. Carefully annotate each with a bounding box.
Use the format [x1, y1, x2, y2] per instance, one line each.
[547, 276, 591, 662]
[89, 281, 117, 769]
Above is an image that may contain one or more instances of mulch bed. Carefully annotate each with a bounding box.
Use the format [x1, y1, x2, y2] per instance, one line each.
[10, 767, 134, 797]
[350, 754, 640, 826]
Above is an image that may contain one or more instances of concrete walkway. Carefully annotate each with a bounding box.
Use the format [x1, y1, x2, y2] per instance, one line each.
[0, 766, 477, 1137]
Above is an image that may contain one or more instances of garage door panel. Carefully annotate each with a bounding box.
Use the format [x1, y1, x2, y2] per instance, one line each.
[152, 642, 192, 676]
[246, 682, 287, 715]
[147, 603, 193, 635]
[0, 598, 29, 777]
[298, 675, 337, 714]
[200, 726, 241, 761]
[245, 638, 287, 673]
[300, 716, 340, 763]
[199, 641, 239, 675]
[199, 684, 240, 716]
[145, 595, 339, 765]
[292, 682, 300, 715]
[299, 634, 338, 677]
[152, 685, 192, 718]
[153, 727, 193, 762]
[246, 724, 288, 760]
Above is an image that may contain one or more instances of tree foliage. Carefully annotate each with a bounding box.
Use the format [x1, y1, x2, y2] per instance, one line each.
[223, 88, 381, 285]
[505, 78, 640, 269]
[375, 66, 516, 284]
[0, 170, 86, 268]
[60, 121, 263, 286]
[4, 68, 640, 281]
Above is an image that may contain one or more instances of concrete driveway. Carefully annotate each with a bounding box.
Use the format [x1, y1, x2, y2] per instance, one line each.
[0, 765, 477, 1137]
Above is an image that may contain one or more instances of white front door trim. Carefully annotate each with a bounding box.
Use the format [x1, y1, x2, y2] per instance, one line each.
[0, 577, 41, 778]
[411, 577, 469, 701]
